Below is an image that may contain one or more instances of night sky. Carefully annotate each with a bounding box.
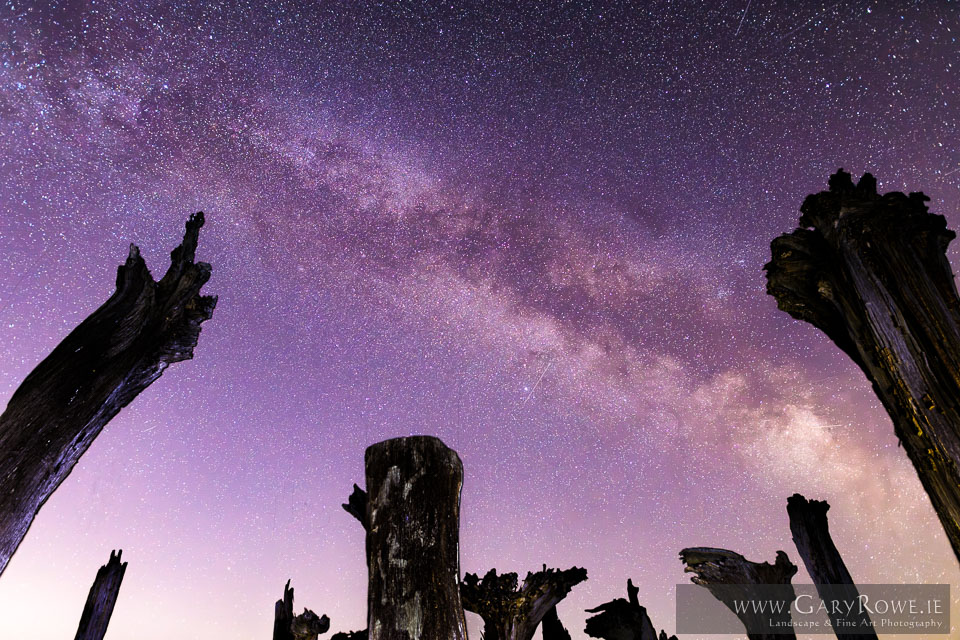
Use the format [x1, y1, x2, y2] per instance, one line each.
[1, 1, 959, 638]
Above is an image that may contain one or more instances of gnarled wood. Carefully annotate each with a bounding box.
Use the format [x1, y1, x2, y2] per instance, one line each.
[786, 494, 877, 639]
[766, 170, 960, 562]
[74, 549, 127, 640]
[460, 565, 587, 640]
[364, 436, 466, 640]
[0, 213, 216, 576]
[680, 547, 797, 640]
[274, 580, 330, 640]
[584, 579, 676, 640]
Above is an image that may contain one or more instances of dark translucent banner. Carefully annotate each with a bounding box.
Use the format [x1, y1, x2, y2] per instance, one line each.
[676, 584, 951, 635]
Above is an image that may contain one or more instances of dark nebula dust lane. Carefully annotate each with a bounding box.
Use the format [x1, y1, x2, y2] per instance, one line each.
[0, 1, 958, 638]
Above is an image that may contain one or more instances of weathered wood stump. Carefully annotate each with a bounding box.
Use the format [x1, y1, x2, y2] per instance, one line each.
[680, 547, 797, 640]
[364, 436, 467, 640]
[786, 494, 877, 639]
[766, 170, 960, 562]
[459, 565, 587, 640]
[584, 579, 676, 640]
[0, 214, 216, 576]
[274, 580, 330, 640]
[74, 549, 127, 640]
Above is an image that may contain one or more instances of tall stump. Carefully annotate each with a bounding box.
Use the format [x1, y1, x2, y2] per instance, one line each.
[0, 213, 216, 575]
[786, 494, 876, 640]
[766, 170, 960, 562]
[364, 436, 466, 640]
[74, 549, 127, 640]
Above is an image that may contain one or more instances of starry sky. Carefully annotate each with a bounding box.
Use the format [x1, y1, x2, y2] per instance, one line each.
[0, 1, 959, 638]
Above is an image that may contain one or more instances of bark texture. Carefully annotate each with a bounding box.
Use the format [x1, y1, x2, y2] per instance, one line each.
[766, 170, 960, 561]
[74, 549, 127, 640]
[0, 213, 216, 576]
[680, 547, 797, 640]
[786, 494, 877, 639]
[460, 565, 587, 640]
[584, 579, 676, 640]
[274, 580, 331, 640]
[364, 436, 467, 640]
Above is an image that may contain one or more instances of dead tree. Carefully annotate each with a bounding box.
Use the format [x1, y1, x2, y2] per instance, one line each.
[74, 549, 127, 640]
[786, 494, 877, 639]
[0, 213, 216, 576]
[766, 170, 960, 562]
[460, 565, 587, 640]
[362, 436, 467, 640]
[331, 631, 368, 640]
[584, 579, 676, 640]
[540, 605, 571, 640]
[274, 580, 330, 640]
[680, 547, 797, 640]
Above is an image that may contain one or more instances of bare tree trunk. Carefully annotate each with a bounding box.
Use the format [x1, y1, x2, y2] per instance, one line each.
[274, 580, 330, 640]
[364, 436, 467, 640]
[766, 170, 960, 562]
[74, 549, 127, 640]
[540, 605, 571, 640]
[0, 214, 216, 576]
[787, 494, 877, 639]
[584, 579, 676, 640]
[680, 547, 797, 640]
[460, 565, 587, 640]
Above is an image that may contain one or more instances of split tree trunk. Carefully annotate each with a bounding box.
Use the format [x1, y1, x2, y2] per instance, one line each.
[766, 170, 960, 562]
[786, 494, 877, 640]
[460, 565, 587, 640]
[364, 436, 467, 640]
[584, 579, 676, 640]
[74, 549, 127, 640]
[0, 213, 216, 576]
[680, 547, 798, 640]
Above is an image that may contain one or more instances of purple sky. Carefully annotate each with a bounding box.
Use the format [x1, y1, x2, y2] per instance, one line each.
[1, 1, 959, 638]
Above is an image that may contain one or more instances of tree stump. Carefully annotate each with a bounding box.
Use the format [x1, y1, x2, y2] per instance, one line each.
[274, 579, 330, 640]
[766, 170, 960, 562]
[540, 605, 571, 640]
[584, 579, 676, 640]
[0, 214, 216, 576]
[680, 547, 797, 640]
[460, 565, 587, 640]
[74, 549, 127, 640]
[364, 436, 467, 640]
[786, 494, 877, 639]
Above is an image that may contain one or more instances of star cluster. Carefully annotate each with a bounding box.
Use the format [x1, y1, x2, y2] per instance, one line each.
[1, 1, 959, 638]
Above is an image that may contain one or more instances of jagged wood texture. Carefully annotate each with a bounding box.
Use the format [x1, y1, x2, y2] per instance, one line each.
[584, 579, 676, 640]
[274, 579, 330, 640]
[680, 547, 797, 640]
[460, 565, 587, 640]
[766, 170, 960, 561]
[74, 549, 127, 640]
[0, 214, 216, 576]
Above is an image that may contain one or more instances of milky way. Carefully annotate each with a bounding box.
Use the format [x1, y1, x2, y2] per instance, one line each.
[1, 2, 959, 638]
